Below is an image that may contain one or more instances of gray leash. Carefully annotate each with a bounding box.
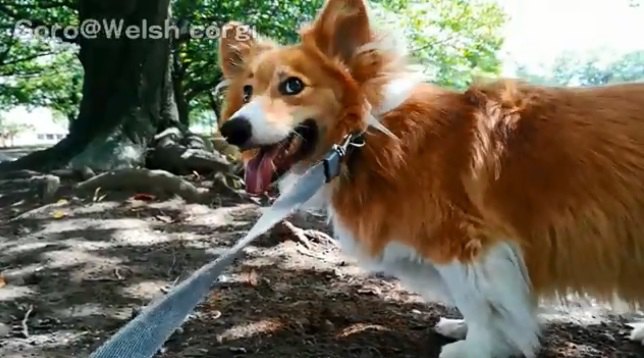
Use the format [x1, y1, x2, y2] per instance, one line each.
[89, 133, 364, 358]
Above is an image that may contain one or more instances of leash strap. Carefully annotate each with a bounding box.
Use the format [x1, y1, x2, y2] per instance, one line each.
[89, 133, 360, 358]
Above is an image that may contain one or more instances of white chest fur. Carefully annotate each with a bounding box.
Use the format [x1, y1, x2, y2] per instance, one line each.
[327, 205, 454, 304]
[327, 203, 540, 358]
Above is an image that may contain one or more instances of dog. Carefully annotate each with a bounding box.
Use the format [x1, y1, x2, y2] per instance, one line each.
[216, 0, 644, 356]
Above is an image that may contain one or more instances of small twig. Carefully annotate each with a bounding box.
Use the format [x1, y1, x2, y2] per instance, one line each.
[160, 276, 181, 294]
[114, 268, 124, 281]
[10, 201, 63, 222]
[20, 305, 34, 338]
[167, 250, 177, 277]
[281, 221, 313, 249]
[296, 247, 333, 263]
[302, 229, 337, 247]
[281, 221, 337, 249]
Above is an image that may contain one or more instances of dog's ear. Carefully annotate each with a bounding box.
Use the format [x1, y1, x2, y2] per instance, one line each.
[218, 22, 275, 78]
[302, 0, 372, 63]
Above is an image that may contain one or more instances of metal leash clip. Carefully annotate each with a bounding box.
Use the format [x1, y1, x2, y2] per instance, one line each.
[322, 132, 365, 183]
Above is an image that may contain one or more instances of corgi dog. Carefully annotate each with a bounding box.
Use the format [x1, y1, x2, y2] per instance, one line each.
[216, 0, 644, 356]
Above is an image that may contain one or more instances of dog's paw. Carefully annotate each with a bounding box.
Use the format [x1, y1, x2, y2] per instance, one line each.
[439, 340, 480, 358]
[434, 317, 467, 340]
[627, 322, 644, 345]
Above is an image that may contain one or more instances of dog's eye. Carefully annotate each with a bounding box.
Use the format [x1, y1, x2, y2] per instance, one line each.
[242, 85, 252, 103]
[279, 77, 304, 95]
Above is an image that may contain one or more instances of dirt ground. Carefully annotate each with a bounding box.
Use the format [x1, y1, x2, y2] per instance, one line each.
[1, 173, 644, 358]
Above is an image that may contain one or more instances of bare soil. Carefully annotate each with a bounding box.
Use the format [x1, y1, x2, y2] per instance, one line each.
[1, 175, 644, 358]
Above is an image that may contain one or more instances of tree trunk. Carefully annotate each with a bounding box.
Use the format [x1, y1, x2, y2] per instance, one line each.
[172, 44, 190, 127]
[0, 0, 178, 172]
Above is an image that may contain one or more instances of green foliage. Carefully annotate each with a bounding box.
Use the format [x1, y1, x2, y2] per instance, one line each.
[373, 0, 507, 89]
[1, 0, 507, 128]
[1, 48, 82, 119]
[171, 0, 324, 118]
[516, 50, 644, 87]
[0, 1, 81, 119]
[177, 0, 507, 116]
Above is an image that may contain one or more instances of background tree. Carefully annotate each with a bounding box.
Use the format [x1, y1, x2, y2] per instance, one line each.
[0, 1, 81, 122]
[0, 0, 508, 173]
[374, 0, 506, 89]
[0, 0, 191, 172]
[515, 49, 644, 87]
[171, 0, 325, 127]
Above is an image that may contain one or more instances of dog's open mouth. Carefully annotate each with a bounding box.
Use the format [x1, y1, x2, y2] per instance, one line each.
[244, 119, 318, 195]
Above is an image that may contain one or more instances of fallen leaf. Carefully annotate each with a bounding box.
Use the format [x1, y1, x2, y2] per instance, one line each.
[246, 269, 259, 287]
[357, 285, 382, 296]
[92, 187, 106, 202]
[51, 210, 67, 219]
[155, 215, 173, 224]
[0, 275, 6, 289]
[248, 197, 262, 205]
[132, 193, 156, 201]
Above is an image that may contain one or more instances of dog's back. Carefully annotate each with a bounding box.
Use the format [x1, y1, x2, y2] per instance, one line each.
[463, 79, 644, 304]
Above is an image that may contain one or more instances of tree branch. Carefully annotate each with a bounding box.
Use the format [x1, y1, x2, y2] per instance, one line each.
[2, 0, 77, 10]
[0, 50, 60, 68]
[185, 77, 220, 101]
[0, 31, 15, 63]
[0, 3, 79, 44]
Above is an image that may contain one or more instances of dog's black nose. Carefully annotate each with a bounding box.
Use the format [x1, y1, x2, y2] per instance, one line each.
[220, 117, 252, 147]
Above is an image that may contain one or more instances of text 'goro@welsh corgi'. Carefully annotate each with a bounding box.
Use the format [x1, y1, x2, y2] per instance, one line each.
[216, 0, 644, 357]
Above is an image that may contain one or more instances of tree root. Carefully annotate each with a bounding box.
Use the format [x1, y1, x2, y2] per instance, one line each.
[0, 172, 61, 203]
[75, 168, 211, 203]
[51, 166, 96, 181]
[0, 170, 41, 180]
[274, 220, 336, 250]
[146, 127, 232, 175]
[32, 174, 61, 203]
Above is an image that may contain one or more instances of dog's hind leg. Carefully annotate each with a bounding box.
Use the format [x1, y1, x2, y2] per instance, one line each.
[628, 322, 644, 345]
[436, 241, 541, 358]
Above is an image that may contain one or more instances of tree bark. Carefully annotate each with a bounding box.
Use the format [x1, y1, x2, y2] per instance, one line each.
[172, 43, 190, 127]
[0, 0, 178, 172]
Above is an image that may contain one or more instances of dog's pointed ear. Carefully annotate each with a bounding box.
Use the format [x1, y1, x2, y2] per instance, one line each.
[218, 22, 275, 78]
[302, 0, 372, 63]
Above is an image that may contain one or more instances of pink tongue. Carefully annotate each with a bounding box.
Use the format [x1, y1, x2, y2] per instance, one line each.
[244, 147, 279, 195]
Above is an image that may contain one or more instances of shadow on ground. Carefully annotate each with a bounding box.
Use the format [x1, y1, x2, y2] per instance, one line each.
[0, 180, 643, 358]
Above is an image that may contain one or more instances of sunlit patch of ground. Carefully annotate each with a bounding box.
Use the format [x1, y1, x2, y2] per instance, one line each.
[0, 177, 643, 358]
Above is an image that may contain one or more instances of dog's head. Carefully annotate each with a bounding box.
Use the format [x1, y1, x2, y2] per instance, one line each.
[218, 0, 406, 195]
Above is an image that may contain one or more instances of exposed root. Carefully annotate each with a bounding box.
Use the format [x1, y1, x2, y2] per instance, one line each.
[211, 172, 246, 198]
[1, 173, 61, 204]
[0, 170, 43, 180]
[75, 168, 211, 204]
[9, 196, 72, 222]
[146, 128, 232, 175]
[275, 220, 336, 250]
[33, 174, 61, 203]
[50, 166, 96, 181]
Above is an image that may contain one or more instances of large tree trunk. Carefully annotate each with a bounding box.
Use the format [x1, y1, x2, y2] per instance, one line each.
[0, 0, 178, 172]
[172, 43, 190, 127]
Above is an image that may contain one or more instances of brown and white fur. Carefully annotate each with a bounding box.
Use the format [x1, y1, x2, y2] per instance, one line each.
[216, 0, 644, 356]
